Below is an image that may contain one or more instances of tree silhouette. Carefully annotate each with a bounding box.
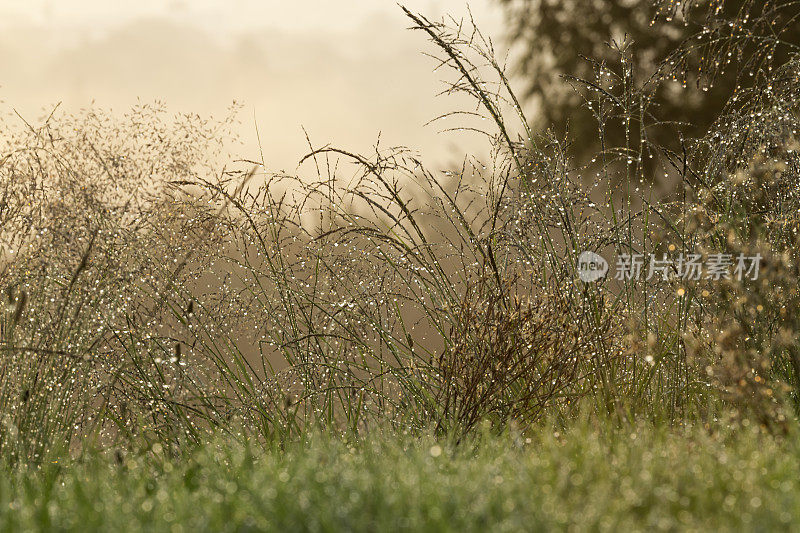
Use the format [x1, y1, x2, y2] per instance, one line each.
[498, 0, 800, 158]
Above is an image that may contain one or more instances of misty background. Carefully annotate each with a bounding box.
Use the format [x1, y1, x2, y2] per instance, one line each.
[0, 0, 506, 170]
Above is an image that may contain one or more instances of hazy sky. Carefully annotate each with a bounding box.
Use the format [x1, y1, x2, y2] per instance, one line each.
[0, 1, 500, 34]
[0, 1, 506, 170]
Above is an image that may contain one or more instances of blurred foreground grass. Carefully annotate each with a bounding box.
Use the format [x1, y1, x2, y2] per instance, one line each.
[2, 417, 798, 532]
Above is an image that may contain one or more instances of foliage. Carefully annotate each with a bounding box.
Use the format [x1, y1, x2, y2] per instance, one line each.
[2, 418, 800, 531]
[497, 0, 800, 156]
[0, 0, 798, 466]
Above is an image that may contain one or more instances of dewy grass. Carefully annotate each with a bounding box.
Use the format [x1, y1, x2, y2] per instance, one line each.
[2, 417, 799, 532]
[0, 5, 798, 521]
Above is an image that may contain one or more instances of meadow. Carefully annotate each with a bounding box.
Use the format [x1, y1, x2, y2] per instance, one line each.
[1, 2, 800, 530]
[4, 420, 800, 531]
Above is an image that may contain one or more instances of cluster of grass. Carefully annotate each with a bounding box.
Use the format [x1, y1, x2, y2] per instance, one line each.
[2, 417, 799, 531]
[0, 1, 799, 528]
